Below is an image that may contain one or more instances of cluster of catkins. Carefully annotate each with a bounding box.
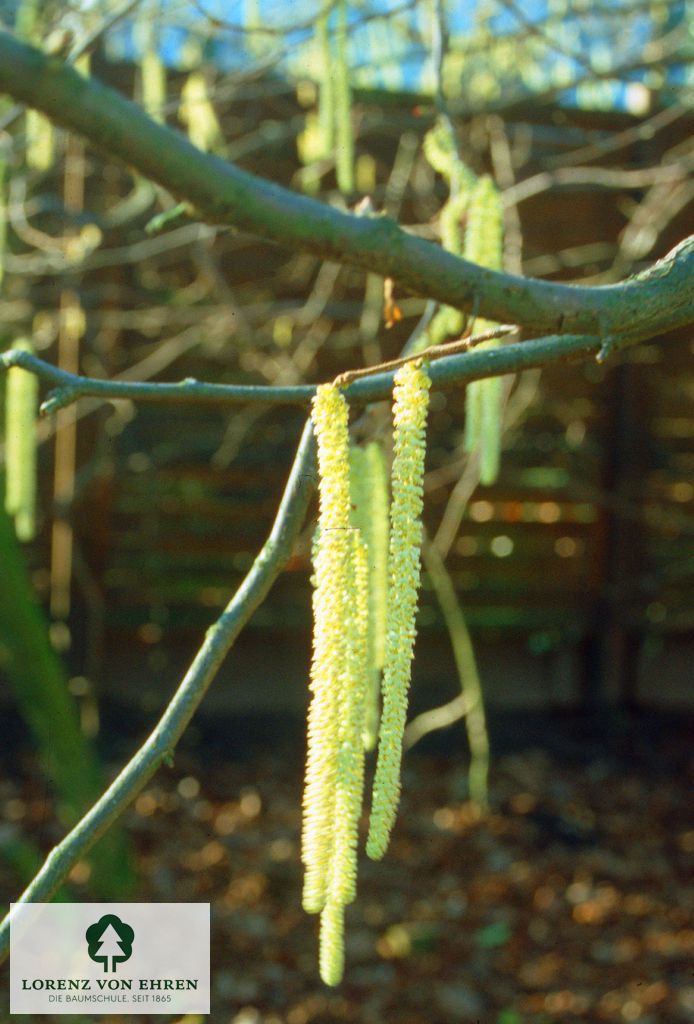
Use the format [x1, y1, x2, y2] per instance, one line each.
[422, 116, 506, 485]
[302, 360, 432, 985]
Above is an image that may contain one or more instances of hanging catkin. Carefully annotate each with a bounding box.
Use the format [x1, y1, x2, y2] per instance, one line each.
[421, 117, 477, 349]
[319, 898, 344, 987]
[14, 0, 54, 171]
[26, 109, 55, 172]
[327, 529, 369, 908]
[422, 117, 476, 251]
[349, 442, 389, 750]
[4, 340, 39, 541]
[367, 362, 432, 860]
[179, 71, 224, 154]
[302, 383, 352, 915]
[317, 12, 335, 158]
[0, 159, 6, 291]
[139, 22, 166, 124]
[304, 385, 371, 987]
[463, 174, 505, 485]
[334, 0, 354, 194]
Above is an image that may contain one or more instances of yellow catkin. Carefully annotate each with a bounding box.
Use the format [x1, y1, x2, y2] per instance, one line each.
[14, 0, 55, 172]
[26, 109, 55, 172]
[334, 0, 354, 194]
[0, 160, 6, 291]
[298, 111, 327, 169]
[4, 340, 39, 541]
[317, 13, 334, 158]
[420, 117, 477, 350]
[319, 898, 345, 986]
[302, 557, 340, 913]
[367, 362, 431, 860]
[328, 530, 369, 907]
[302, 384, 352, 914]
[462, 174, 505, 484]
[464, 174, 504, 271]
[302, 3, 352, 193]
[349, 442, 389, 749]
[140, 46, 166, 123]
[179, 71, 223, 154]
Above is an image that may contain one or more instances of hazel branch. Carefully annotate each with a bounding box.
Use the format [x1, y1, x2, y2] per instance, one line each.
[0, 30, 692, 345]
[3, 330, 606, 417]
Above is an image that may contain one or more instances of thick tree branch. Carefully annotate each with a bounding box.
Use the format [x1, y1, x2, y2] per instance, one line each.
[0, 30, 692, 345]
[0, 418, 316, 961]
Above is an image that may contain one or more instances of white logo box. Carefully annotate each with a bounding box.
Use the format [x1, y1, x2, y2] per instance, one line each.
[10, 902, 210, 1015]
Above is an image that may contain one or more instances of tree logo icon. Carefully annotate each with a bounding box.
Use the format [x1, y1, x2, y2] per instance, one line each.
[86, 914, 135, 973]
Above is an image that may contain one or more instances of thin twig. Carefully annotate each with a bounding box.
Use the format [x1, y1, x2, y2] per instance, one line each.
[2, 330, 607, 417]
[189, 0, 416, 37]
[550, 102, 691, 169]
[505, 156, 694, 208]
[333, 324, 517, 387]
[405, 534, 489, 813]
